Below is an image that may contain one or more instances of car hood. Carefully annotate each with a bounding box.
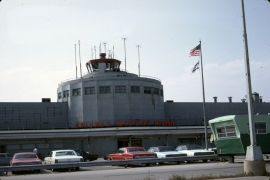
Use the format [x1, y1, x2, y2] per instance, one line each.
[157, 151, 186, 155]
[184, 150, 213, 153]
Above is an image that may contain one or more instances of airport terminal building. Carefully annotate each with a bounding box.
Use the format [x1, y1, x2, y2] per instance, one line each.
[0, 53, 269, 158]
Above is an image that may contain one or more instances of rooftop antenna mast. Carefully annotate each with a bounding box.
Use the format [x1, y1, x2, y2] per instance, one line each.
[91, 46, 93, 59]
[94, 46, 96, 59]
[122, 37, 127, 71]
[103, 42, 107, 54]
[136, 45, 141, 77]
[78, 40, 82, 79]
[113, 45, 114, 59]
[74, 44, 78, 79]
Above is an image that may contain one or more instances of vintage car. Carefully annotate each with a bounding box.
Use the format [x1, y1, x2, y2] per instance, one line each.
[10, 152, 42, 173]
[175, 144, 215, 162]
[0, 153, 12, 166]
[106, 147, 157, 166]
[74, 150, 98, 162]
[44, 150, 83, 171]
[147, 146, 187, 164]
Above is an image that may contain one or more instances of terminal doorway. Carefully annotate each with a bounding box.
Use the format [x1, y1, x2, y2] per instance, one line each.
[117, 139, 142, 148]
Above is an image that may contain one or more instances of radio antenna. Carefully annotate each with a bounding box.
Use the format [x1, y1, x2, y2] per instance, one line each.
[74, 44, 78, 79]
[78, 40, 82, 79]
[103, 42, 107, 54]
[113, 45, 114, 59]
[122, 37, 127, 71]
[136, 45, 141, 77]
[94, 46, 96, 59]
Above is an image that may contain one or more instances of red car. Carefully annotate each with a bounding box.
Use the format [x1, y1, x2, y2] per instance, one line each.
[106, 147, 156, 166]
[10, 152, 42, 173]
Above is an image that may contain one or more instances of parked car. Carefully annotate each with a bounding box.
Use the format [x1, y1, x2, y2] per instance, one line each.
[74, 150, 98, 162]
[175, 144, 215, 162]
[44, 150, 83, 171]
[10, 152, 42, 173]
[147, 146, 187, 164]
[0, 153, 12, 166]
[106, 147, 157, 166]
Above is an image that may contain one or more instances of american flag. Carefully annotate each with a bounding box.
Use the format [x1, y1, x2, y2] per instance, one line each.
[190, 44, 200, 56]
[191, 61, 199, 73]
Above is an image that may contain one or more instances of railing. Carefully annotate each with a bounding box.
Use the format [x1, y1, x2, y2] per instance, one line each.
[139, 75, 161, 82]
[0, 155, 233, 175]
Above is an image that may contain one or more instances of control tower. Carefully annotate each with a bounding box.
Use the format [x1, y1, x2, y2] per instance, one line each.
[57, 53, 164, 127]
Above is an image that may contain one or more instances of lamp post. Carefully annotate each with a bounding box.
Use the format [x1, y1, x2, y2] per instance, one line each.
[241, 0, 265, 175]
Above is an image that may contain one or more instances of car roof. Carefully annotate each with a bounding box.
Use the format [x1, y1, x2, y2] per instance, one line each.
[51, 149, 75, 152]
[149, 146, 174, 148]
[13, 152, 37, 155]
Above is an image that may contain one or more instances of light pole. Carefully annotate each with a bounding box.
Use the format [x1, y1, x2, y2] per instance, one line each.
[241, 0, 265, 175]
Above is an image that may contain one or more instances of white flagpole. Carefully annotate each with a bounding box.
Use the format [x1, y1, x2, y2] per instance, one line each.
[199, 40, 208, 150]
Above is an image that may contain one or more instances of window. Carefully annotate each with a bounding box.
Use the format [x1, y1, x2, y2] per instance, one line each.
[63, 90, 69, 98]
[154, 88, 159, 95]
[216, 125, 236, 138]
[247, 122, 266, 134]
[226, 125, 236, 137]
[160, 89, 163, 96]
[85, 87, 95, 95]
[144, 87, 151, 94]
[99, 86, 110, 94]
[73, 88, 81, 96]
[115, 86, 126, 93]
[131, 86, 140, 93]
[58, 92, 61, 99]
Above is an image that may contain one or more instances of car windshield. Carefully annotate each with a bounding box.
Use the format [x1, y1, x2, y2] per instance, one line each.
[15, 154, 37, 159]
[159, 147, 176, 152]
[128, 148, 145, 152]
[55, 151, 75, 156]
[186, 145, 203, 150]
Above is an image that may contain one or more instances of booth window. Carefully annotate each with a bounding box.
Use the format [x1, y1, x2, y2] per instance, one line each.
[247, 122, 266, 134]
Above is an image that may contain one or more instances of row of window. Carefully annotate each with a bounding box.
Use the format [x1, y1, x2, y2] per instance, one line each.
[58, 86, 163, 99]
[216, 122, 266, 138]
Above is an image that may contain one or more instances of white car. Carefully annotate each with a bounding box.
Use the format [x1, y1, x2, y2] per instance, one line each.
[44, 150, 83, 171]
[147, 146, 187, 164]
[175, 144, 215, 162]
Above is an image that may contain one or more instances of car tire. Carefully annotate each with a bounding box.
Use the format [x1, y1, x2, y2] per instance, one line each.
[202, 160, 208, 163]
[35, 169, 41, 173]
[85, 158, 91, 162]
[145, 163, 150, 167]
[176, 161, 181, 165]
[75, 167, 80, 171]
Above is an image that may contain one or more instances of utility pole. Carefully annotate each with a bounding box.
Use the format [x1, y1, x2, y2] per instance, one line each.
[241, 0, 265, 175]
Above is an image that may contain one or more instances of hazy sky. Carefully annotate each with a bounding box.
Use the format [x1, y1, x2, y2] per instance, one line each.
[0, 0, 270, 103]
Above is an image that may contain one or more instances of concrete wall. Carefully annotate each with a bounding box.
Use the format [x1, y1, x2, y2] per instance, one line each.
[57, 72, 165, 128]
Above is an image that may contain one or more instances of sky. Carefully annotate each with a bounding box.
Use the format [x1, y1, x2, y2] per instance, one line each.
[0, 0, 270, 103]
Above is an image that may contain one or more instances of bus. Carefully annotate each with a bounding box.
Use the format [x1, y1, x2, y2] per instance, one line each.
[209, 115, 270, 156]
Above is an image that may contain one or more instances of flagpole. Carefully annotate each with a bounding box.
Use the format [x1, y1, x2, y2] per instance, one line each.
[199, 40, 208, 150]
